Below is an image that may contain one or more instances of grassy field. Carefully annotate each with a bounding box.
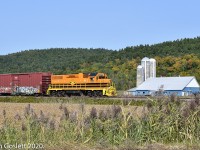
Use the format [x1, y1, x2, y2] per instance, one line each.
[0, 96, 145, 106]
[0, 95, 200, 150]
[0, 102, 144, 128]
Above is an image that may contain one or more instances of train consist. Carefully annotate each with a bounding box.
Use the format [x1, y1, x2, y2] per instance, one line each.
[0, 72, 116, 97]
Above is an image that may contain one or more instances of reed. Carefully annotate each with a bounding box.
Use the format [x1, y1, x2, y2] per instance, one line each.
[0, 95, 199, 149]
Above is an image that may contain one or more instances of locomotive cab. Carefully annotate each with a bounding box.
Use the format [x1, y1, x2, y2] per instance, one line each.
[96, 73, 107, 79]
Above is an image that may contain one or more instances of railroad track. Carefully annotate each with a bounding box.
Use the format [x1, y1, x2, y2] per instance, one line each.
[0, 95, 196, 101]
[97, 96, 196, 101]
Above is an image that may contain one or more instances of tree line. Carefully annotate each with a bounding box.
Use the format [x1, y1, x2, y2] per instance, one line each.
[0, 37, 200, 90]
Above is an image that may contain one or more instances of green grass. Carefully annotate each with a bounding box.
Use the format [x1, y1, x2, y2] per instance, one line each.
[0, 96, 145, 106]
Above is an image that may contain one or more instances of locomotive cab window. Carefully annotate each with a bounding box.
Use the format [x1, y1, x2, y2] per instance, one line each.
[99, 76, 105, 79]
[98, 73, 106, 79]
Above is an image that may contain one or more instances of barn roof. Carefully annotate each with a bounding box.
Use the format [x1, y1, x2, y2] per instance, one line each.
[127, 87, 137, 92]
[136, 76, 198, 91]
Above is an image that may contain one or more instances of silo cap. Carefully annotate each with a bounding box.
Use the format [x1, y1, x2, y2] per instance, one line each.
[149, 58, 156, 62]
[141, 57, 149, 61]
[137, 65, 143, 68]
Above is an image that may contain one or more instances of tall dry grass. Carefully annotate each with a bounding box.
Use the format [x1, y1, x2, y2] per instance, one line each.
[0, 94, 200, 149]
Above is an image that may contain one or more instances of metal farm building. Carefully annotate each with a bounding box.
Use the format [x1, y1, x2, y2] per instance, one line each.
[128, 76, 200, 96]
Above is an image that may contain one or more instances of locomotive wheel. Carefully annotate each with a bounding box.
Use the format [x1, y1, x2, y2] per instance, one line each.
[87, 91, 92, 97]
[61, 91, 66, 97]
[80, 91, 84, 97]
[57, 91, 63, 97]
[50, 91, 56, 97]
[63, 92, 69, 97]
[97, 91, 103, 97]
[93, 91, 98, 97]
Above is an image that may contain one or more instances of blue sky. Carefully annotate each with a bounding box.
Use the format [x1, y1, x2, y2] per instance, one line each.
[0, 0, 200, 55]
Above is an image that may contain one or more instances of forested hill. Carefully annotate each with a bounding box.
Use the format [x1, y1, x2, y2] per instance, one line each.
[0, 48, 114, 74]
[117, 37, 200, 60]
[0, 37, 200, 90]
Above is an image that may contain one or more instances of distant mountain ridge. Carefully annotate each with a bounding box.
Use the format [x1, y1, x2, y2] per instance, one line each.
[0, 37, 200, 90]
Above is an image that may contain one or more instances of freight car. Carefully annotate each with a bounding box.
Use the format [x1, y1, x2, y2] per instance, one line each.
[0, 72, 51, 95]
[47, 73, 116, 97]
[0, 72, 116, 97]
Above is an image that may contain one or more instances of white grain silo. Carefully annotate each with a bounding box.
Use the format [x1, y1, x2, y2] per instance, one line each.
[136, 65, 144, 87]
[149, 58, 156, 78]
[141, 57, 150, 81]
